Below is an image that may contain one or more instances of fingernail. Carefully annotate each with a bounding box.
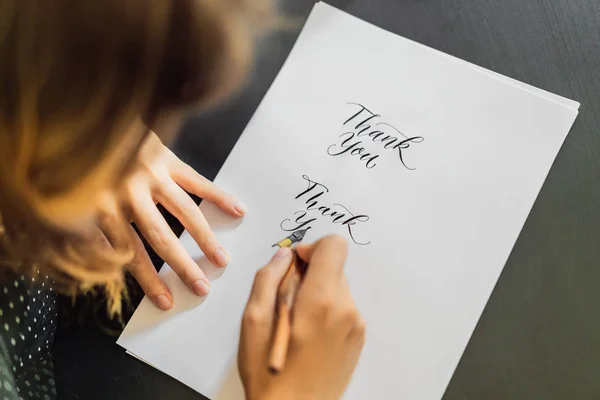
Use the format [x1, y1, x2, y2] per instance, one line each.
[155, 295, 172, 311]
[272, 247, 291, 259]
[213, 247, 229, 267]
[193, 280, 211, 296]
[233, 201, 247, 216]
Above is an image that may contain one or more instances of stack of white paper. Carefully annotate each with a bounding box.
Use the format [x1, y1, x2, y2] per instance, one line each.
[118, 3, 580, 399]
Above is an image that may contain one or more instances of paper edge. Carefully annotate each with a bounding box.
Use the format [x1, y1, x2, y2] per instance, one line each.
[316, 1, 580, 110]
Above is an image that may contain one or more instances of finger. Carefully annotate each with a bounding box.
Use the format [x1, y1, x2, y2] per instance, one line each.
[88, 226, 114, 250]
[126, 225, 173, 311]
[295, 235, 345, 263]
[96, 203, 131, 254]
[296, 235, 348, 294]
[170, 161, 247, 217]
[240, 247, 293, 365]
[294, 242, 313, 262]
[86, 227, 121, 269]
[131, 190, 211, 297]
[95, 214, 172, 311]
[246, 247, 293, 310]
[156, 179, 229, 268]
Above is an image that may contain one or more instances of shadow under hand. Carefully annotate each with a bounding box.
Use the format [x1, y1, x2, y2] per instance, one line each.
[192, 201, 245, 282]
[121, 268, 209, 336]
[123, 205, 244, 336]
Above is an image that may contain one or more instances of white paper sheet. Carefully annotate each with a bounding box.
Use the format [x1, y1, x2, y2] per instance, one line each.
[118, 3, 580, 399]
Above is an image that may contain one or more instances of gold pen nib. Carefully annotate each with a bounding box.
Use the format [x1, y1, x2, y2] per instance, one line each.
[272, 229, 309, 248]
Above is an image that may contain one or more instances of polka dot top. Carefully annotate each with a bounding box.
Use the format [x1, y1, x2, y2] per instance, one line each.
[0, 272, 57, 400]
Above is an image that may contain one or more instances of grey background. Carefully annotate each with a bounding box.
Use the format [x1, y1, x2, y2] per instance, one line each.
[54, 1, 600, 399]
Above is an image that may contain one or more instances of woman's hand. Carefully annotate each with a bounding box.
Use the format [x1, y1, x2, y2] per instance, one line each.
[238, 236, 365, 400]
[117, 132, 246, 310]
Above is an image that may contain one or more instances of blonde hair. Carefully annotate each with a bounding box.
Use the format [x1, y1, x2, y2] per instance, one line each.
[0, 0, 274, 315]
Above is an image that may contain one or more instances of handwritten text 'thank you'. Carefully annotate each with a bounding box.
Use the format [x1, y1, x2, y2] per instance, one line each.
[280, 175, 371, 245]
[327, 102, 424, 170]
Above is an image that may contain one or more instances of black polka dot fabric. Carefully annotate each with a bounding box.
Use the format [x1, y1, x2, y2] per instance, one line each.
[0, 272, 57, 400]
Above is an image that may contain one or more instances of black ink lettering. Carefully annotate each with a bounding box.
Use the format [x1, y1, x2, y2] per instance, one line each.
[306, 191, 327, 210]
[280, 176, 372, 246]
[363, 154, 379, 169]
[393, 136, 424, 170]
[344, 103, 380, 129]
[329, 103, 424, 170]
[327, 132, 379, 169]
[355, 114, 381, 135]
[280, 211, 316, 232]
[333, 204, 371, 246]
[368, 130, 386, 141]
[382, 136, 399, 149]
[327, 132, 360, 156]
[376, 122, 409, 139]
[317, 206, 342, 219]
[295, 175, 329, 199]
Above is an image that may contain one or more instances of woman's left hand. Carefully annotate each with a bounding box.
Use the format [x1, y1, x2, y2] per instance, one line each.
[115, 132, 246, 310]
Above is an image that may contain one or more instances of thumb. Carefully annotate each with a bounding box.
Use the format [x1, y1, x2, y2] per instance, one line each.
[246, 247, 293, 314]
[240, 247, 293, 373]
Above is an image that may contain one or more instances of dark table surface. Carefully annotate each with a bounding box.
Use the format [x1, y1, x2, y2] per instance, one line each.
[53, 1, 600, 399]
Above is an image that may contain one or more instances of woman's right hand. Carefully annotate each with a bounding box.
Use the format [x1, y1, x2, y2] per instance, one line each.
[238, 235, 365, 400]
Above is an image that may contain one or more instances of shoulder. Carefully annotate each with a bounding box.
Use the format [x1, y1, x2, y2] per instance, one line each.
[0, 282, 21, 400]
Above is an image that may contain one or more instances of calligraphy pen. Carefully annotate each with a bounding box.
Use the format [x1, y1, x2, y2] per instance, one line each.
[269, 229, 309, 374]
